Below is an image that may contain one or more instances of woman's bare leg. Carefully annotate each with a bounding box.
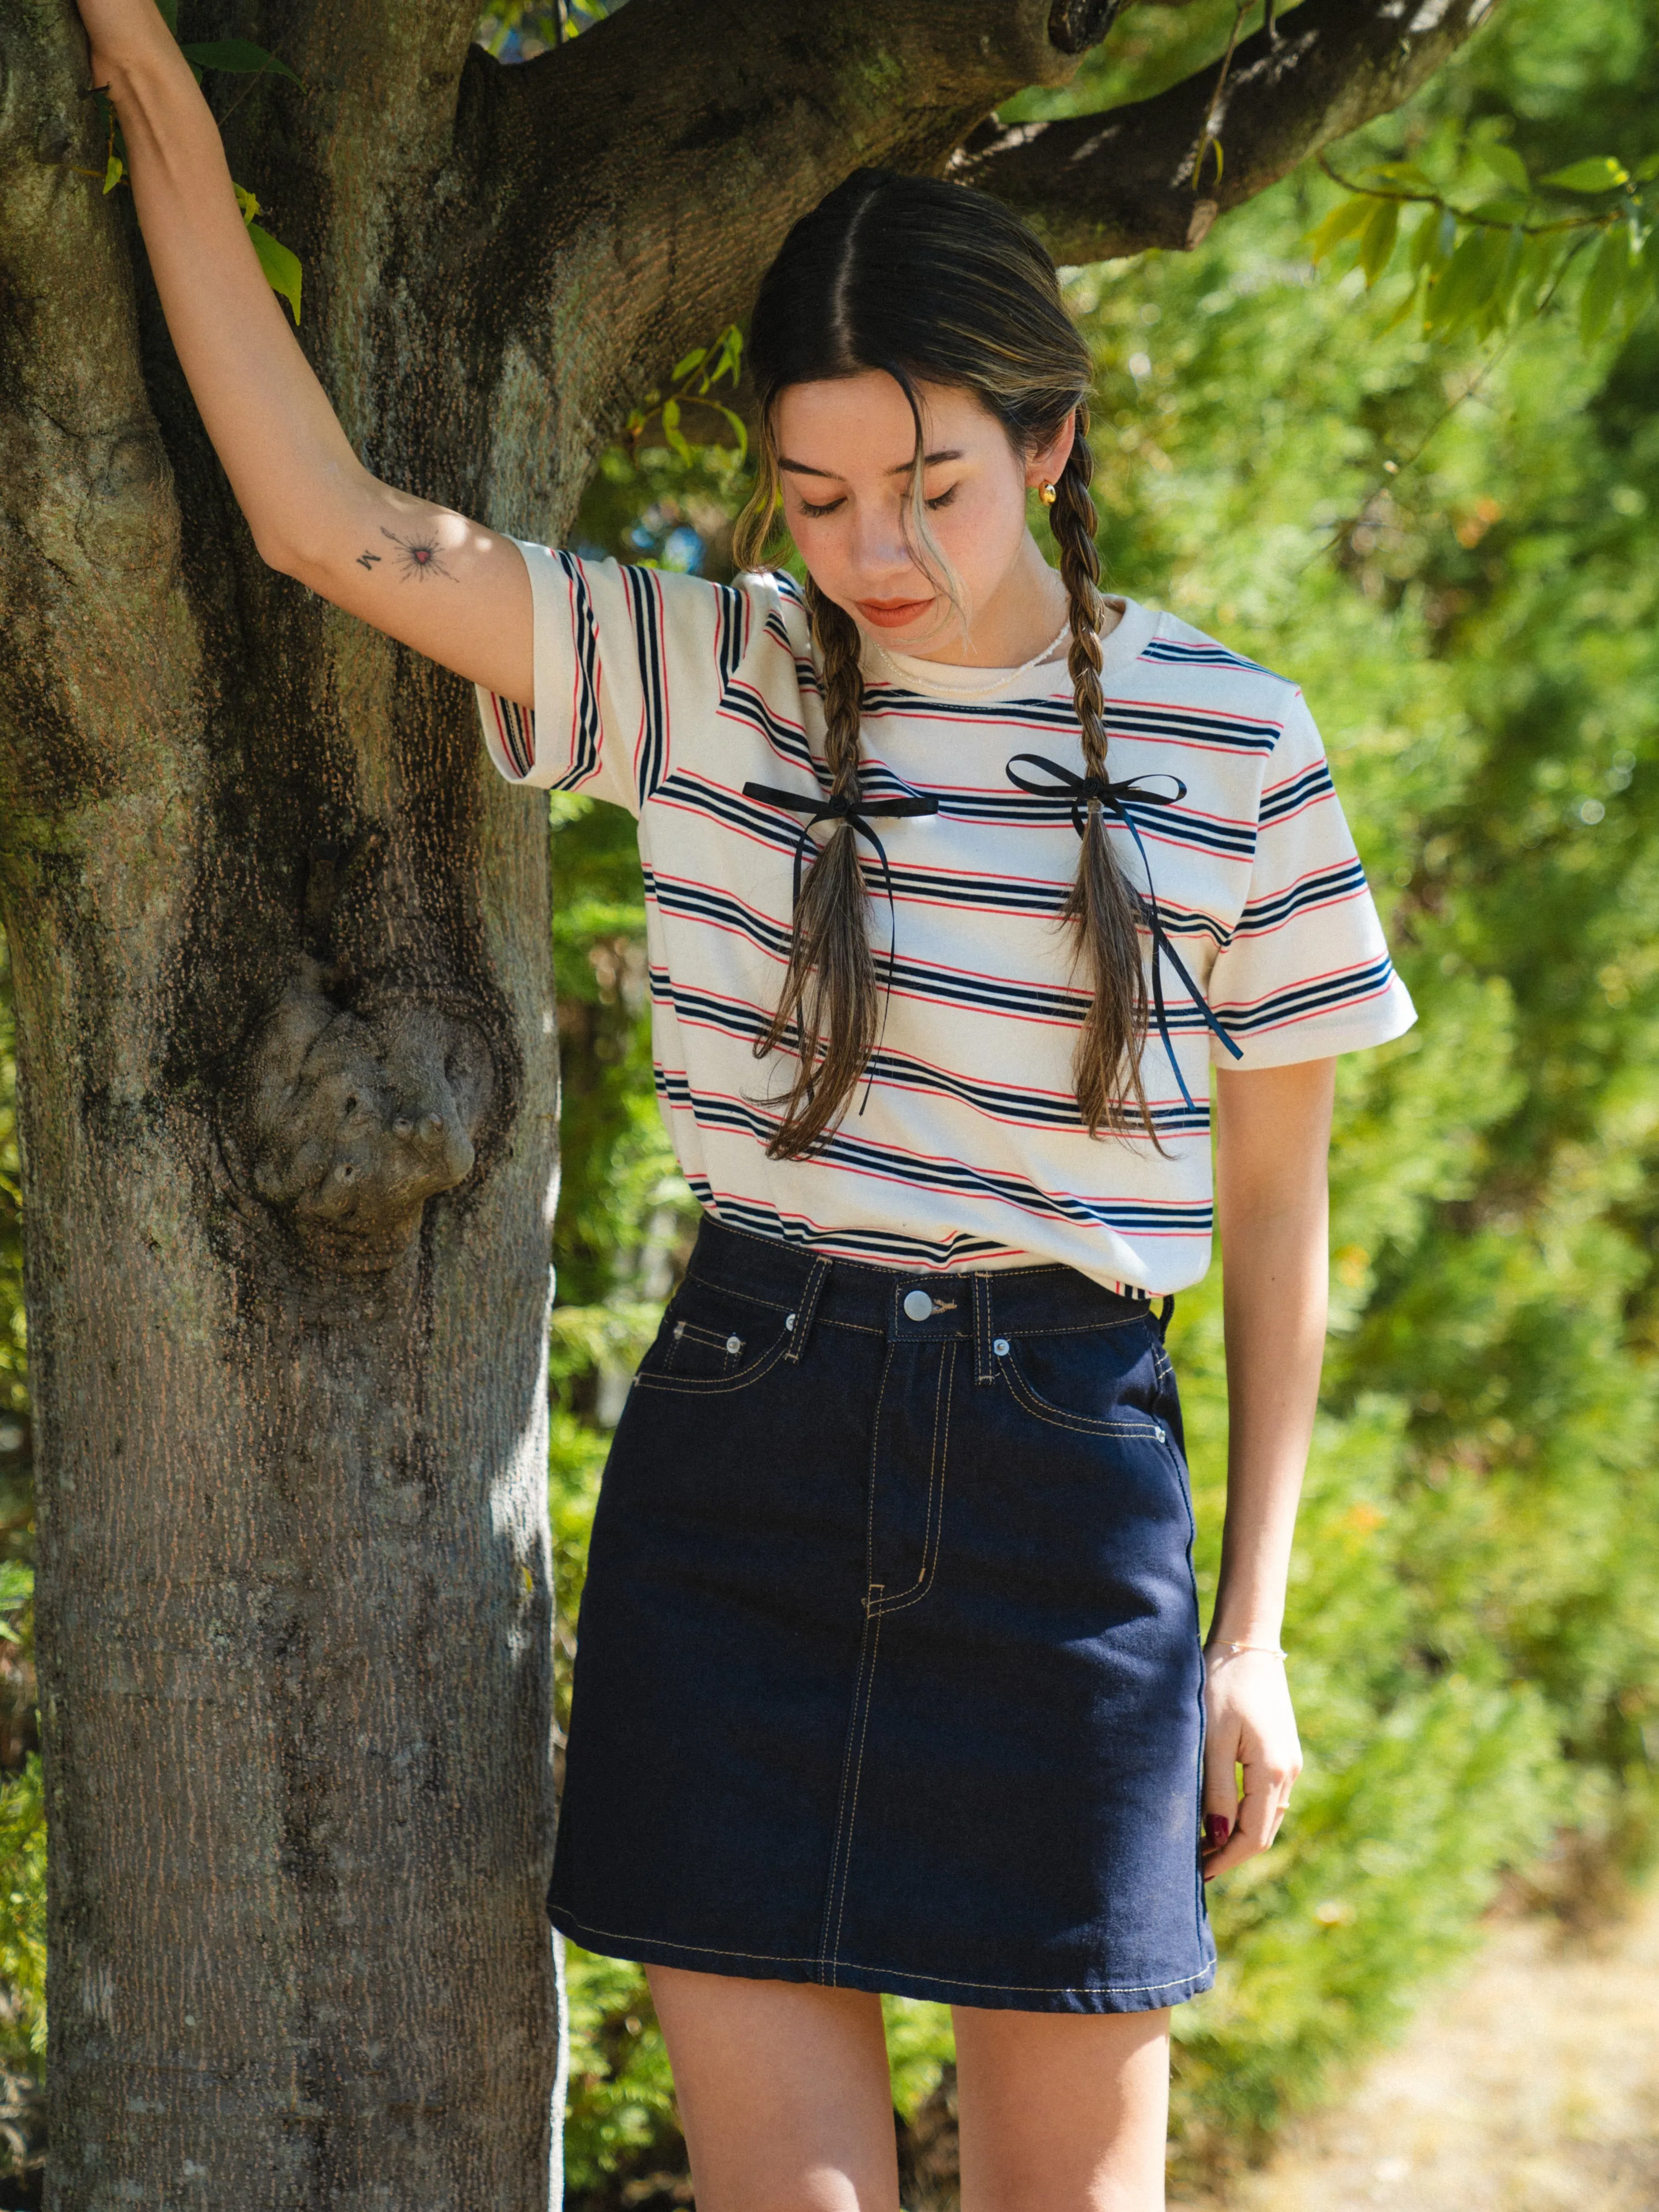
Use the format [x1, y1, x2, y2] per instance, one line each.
[647, 1965, 901, 2212]
[951, 2003, 1171, 2212]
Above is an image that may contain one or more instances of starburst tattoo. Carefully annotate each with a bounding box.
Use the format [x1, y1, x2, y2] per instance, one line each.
[378, 526, 456, 582]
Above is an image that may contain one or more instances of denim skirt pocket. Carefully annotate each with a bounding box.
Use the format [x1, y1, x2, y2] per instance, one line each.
[631, 1273, 794, 1394]
[995, 1315, 1169, 1426]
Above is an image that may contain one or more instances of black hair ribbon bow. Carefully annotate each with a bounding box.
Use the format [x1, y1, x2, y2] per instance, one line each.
[741, 779, 941, 1112]
[1004, 753, 1242, 1113]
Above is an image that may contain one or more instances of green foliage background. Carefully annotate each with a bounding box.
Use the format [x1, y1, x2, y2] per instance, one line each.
[1, 0, 1657, 2203]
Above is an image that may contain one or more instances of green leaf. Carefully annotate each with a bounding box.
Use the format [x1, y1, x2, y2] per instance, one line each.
[1415, 206, 1461, 289]
[156, 0, 179, 29]
[247, 221, 301, 324]
[1623, 234, 1659, 331]
[181, 39, 303, 86]
[1359, 198, 1400, 287]
[1463, 192, 1531, 225]
[1474, 142, 1530, 194]
[1427, 227, 1507, 337]
[660, 396, 692, 464]
[1516, 228, 1564, 313]
[1540, 156, 1629, 194]
[1579, 223, 1630, 344]
[1474, 225, 1528, 338]
[671, 349, 706, 383]
[1309, 195, 1377, 263]
[1380, 271, 1427, 334]
[102, 150, 125, 194]
[1364, 160, 1436, 191]
[712, 403, 749, 463]
[1635, 151, 1659, 184]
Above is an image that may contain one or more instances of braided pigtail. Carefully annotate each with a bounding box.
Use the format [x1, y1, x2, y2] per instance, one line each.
[751, 581, 882, 1157]
[1051, 419, 1157, 1141]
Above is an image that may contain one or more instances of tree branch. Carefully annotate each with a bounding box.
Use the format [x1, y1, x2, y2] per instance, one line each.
[441, 0, 1093, 534]
[440, 0, 1509, 533]
[952, 0, 1505, 264]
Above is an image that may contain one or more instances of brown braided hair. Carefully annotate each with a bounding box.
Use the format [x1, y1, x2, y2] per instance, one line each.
[734, 169, 1156, 1156]
[1049, 412, 1156, 1139]
[743, 578, 880, 1154]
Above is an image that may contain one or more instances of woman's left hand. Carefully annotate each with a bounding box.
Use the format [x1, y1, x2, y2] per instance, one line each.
[1200, 1648, 1302, 1878]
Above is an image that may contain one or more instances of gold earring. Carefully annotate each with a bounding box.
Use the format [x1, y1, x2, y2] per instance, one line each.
[1038, 481, 1057, 506]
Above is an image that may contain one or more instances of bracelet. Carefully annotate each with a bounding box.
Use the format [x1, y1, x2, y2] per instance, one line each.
[1209, 1640, 1288, 1660]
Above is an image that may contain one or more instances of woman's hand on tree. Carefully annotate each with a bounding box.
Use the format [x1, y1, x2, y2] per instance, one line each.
[1200, 1649, 1302, 1878]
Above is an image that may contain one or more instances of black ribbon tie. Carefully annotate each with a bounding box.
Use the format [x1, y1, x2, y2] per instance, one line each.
[1003, 752, 1242, 1114]
[742, 779, 940, 1112]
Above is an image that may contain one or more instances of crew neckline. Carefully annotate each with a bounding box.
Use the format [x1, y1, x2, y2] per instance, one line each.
[863, 596, 1160, 701]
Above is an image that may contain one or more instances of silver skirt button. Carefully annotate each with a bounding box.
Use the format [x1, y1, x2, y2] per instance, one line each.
[725, 1335, 742, 1355]
[902, 1289, 933, 1322]
[993, 1337, 1010, 1357]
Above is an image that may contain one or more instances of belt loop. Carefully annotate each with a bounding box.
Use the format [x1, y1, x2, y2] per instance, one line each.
[1156, 1293, 1176, 1341]
[784, 1255, 831, 1364]
[974, 1271, 996, 1386]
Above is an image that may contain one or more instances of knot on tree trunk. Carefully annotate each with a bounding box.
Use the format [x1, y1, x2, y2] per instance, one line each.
[229, 956, 494, 1271]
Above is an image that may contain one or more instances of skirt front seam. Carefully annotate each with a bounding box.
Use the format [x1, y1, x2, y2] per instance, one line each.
[819, 1599, 884, 1986]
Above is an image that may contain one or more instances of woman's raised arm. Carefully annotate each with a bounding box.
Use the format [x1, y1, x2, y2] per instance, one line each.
[79, 0, 533, 705]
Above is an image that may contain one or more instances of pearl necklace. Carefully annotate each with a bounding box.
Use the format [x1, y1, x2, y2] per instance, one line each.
[872, 614, 1073, 701]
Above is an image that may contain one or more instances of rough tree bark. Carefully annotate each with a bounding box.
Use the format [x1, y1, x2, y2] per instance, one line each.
[0, 0, 1499, 2201]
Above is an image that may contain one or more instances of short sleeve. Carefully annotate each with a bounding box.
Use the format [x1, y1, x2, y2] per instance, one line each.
[1205, 692, 1417, 1068]
[475, 542, 751, 816]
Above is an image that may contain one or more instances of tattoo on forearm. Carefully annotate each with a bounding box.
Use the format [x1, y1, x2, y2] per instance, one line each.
[378, 526, 456, 582]
[356, 551, 382, 570]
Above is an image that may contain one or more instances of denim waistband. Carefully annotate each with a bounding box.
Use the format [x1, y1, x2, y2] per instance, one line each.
[682, 1214, 1166, 1385]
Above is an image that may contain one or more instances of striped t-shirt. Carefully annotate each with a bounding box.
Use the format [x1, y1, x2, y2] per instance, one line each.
[478, 543, 1415, 1295]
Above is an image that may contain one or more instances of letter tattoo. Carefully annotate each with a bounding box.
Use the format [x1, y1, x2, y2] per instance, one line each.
[380, 526, 456, 582]
[356, 551, 383, 570]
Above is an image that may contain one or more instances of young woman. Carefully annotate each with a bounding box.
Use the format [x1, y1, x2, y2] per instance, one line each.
[83, 6, 1415, 2204]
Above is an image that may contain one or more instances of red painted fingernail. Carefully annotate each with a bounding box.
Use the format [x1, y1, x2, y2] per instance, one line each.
[1205, 1814, 1231, 1851]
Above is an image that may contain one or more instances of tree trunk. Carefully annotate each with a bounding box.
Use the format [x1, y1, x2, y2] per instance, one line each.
[0, 0, 1503, 2195]
[3, 1, 566, 2199]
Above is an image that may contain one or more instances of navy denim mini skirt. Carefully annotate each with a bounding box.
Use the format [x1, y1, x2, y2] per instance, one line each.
[550, 1214, 1217, 2015]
